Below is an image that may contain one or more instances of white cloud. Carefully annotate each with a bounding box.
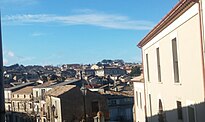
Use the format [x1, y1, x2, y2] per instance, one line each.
[3, 11, 154, 30]
[8, 51, 15, 57]
[3, 50, 35, 65]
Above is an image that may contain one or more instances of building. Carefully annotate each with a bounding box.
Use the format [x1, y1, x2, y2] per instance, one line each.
[136, 0, 205, 122]
[32, 79, 83, 121]
[91, 64, 102, 70]
[132, 75, 145, 122]
[84, 69, 95, 76]
[103, 90, 134, 122]
[4, 82, 35, 112]
[5, 86, 35, 122]
[95, 67, 126, 77]
[45, 85, 109, 122]
[11, 86, 34, 114]
[60, 69, 76, 78]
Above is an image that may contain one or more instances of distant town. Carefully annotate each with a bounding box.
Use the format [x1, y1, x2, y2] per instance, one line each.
[4, 59, 142, 122]
[3, 0, 205, 122]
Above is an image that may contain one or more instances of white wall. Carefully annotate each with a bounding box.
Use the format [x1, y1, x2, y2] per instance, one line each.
[95, 69, 104, 77]
[51, 96, 62, 122]
[5, 90, 12, 111]
[133, 82, 145, 122]
[142, 3, 205, 122]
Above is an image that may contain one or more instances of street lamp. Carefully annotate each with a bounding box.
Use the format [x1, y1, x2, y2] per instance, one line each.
[80, 71, 87, 122]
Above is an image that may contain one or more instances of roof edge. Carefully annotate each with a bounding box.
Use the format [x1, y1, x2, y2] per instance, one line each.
[137, 0, 198, 48]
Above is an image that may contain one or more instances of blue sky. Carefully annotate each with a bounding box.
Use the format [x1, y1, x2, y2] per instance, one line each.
[0, 0, 178, 66]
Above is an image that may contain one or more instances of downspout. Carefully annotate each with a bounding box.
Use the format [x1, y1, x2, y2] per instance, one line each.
[198, 0, 205, 101]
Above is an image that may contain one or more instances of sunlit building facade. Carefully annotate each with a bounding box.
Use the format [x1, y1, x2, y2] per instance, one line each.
[136, 0, 205, 122]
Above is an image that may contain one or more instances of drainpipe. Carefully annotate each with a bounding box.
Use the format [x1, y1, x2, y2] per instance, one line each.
[0, 12, 5, 122]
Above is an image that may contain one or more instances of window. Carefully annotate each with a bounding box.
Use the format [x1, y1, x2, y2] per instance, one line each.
[91, 101, 99, 114]
[30, 103, 32, 109]
[24, 95, 26, 98]
[146, 54, 150, 81]
[158, 99, 165, 122]
[109, 100, 116, 105]
[36, 91, 38, 98]
[24, 102, 26, 111]
[139, 92, 142, 109]
[136, 91, 139, 106]
[8, 105, 11, 111]
[17, 102, 20, 110]
[37, 105, 39, 113]
[156, 48, 161, 82]
[54, 101, 58, 116]
[41, 89, 46, 100]
[177, 101, 183, 120]
[136, 91, 138, 107]
[172, 38, 179, 83]
[188, 106, 196, 122]
[149, 94, 152, 117]
[47, 106, 50, 118]
[13, 102, 15, 111]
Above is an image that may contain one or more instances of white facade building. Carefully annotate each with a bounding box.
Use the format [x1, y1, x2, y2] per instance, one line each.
[136, 0, 205, 122]
[132, 75, 145, 122]
[4, 82, 35, 112]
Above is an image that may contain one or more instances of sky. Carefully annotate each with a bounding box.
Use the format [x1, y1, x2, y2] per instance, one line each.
[0, 0, 179, 66]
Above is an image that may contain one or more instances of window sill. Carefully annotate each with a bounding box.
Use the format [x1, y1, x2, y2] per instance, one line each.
[158, 81, 163, 84]
[174, 82, 182, 85]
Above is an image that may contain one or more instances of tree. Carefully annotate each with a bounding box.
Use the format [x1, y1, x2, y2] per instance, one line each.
[129, 66, 141, 76]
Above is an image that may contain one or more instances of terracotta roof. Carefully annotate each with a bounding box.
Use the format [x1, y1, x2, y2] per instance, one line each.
[45, 85, 76, 97]
[137, 0, 198, 48]
[34, 79, 80, 88]
[12, 86, 33, 94]
[102, 90, 134, 97]
[34, 80, 58, 88]
[4, 82, 34, 91]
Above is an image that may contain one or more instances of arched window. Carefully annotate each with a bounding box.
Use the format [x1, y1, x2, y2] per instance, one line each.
[159, 99, 163, 114]
[158, 99, 165, 122]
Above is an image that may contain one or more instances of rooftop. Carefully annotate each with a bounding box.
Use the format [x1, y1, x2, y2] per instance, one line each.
[34, 79, 80, 88]
[137, 0, 197, 48]
[45, 85, 76, 97]
[131, 74, 144, 83]
[102, 90, 134, 97]
[12, 86, 33, 94]
[4, 82, 35, 91]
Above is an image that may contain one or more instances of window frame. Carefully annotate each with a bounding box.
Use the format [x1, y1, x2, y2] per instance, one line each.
[177, 101, 183, 120]
[156, 47, 161, 82]
[172, 38, 180, 83]
[146, 53, 150, 82]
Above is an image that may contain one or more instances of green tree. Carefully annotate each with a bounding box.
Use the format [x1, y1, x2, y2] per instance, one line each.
[129, 66, 141, 76]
